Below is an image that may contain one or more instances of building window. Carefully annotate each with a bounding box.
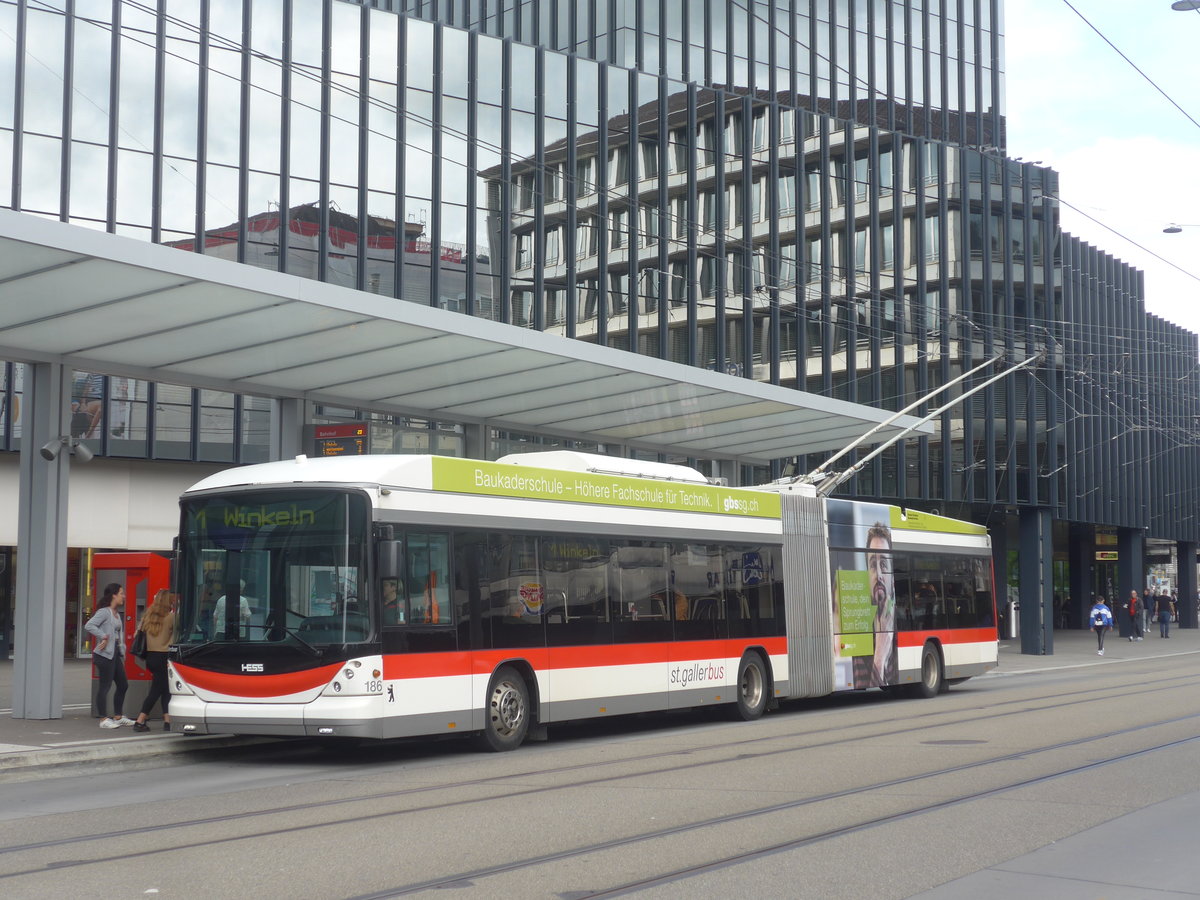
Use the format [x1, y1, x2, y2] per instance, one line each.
[576, 216, 598, 259]
[881, 223, 895, 270]
[854, 155, 870, 202]
[515, 232, 533, 269]
[697, 121, 715, 166]
[512, 290, 533, 328]
[779, 109, 795, 145]
[806, 236, 823, 283]
[609, 208, 627, 249]
[198, 390, 236, 463]
[694, 257, 712, 301]
[926, 215, 941, 261]
[805, 164, 823, 211]
[640, 206, 660, 246]
[154, 383, 193, 460]
[608, 146, 628, 187]
[513, 171, 536, 210]
[777, 175, 796, 216]
[724, 113, 743, 157]
[752, 109, 768, 151]
[879, 147, 894, 195]
[546, 288, 567, 325]
[577, 278, 599, 321]
[608, 273, 628, 316]
[545, 164, 562, 203]
[780, 243, 797, 289]
[669, 127, 688, 173]
[544, 226, 561, 264]
[108, 377, 149, 458]
[240, 396, 272, 464]
[725, 182, 742, 228]
[640, 140, 659, 180]
[576, 157, 596, 198]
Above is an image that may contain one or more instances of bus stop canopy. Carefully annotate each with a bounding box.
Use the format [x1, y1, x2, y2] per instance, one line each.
[0, 209, 930, 465]
[2, 208, 938, 720]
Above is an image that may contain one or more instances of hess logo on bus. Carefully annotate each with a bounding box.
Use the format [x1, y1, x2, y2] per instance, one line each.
[241, 663, 264, 673]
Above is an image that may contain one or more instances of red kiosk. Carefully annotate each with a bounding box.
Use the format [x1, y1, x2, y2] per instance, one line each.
[89, 552, 171, 717]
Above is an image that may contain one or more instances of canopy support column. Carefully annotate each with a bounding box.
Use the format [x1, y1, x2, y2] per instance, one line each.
[12, 362, 71, 719]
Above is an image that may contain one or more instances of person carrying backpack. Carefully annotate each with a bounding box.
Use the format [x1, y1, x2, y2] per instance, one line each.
[1090, 595, 1113, 656]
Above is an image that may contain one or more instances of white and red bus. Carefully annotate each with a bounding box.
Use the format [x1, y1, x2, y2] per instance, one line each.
[168, 451, 996, 750]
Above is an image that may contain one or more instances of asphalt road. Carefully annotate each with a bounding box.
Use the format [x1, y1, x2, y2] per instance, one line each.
[2, 654, 1199, 900]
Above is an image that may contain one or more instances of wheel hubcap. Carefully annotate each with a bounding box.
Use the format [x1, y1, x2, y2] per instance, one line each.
[490, 682, 524, 735]
[741, 666, 762, 708]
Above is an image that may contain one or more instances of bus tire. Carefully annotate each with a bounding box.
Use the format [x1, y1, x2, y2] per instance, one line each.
[912, 643, 943, 699]
[479, 665, 530, 752]
[734, 653, 768, 721]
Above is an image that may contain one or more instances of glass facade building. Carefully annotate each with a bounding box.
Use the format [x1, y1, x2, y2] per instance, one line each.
[1, 0, 1197, 643]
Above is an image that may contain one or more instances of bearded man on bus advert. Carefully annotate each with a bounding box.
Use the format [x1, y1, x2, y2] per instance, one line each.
[865, 523, 897, 686]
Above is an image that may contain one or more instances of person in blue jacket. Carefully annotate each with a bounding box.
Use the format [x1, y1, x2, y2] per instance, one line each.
[1089, 595, 1114, 656]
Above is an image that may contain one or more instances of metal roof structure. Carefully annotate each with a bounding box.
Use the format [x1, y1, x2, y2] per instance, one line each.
[0, 209, 930, 465]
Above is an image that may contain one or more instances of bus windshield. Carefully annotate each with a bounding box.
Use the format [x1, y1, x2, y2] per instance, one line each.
[176, 490, 372, 651]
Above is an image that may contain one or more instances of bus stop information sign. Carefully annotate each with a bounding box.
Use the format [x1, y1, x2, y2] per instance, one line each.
[309, 423, 369, 457]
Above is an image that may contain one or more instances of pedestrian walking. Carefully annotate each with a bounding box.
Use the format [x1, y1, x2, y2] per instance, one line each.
[132, 589, 176, 733]
[1123, 590, 1143, 641]
[84, 583, 133, 728]
[1141, 588, 1151, 635]
[1156, 591, 1176, 638]
[1089, 595, 1113, 656]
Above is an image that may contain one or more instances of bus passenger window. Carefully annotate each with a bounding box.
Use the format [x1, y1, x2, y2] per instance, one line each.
[893, 554, 913, 630]
[611, 544, 668, 621]
[406, 533, 452, 625]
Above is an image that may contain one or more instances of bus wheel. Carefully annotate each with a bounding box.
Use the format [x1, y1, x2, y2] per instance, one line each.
[734, 653, 768, 721]
[912, 643, 943, 699]
[480, 666, 530, 752]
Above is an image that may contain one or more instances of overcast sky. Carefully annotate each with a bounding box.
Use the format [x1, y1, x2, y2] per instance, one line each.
[1004, 0, 1200, 337]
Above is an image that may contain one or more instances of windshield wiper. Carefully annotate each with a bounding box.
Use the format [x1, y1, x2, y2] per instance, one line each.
[279, 628, 323, 657]
[172, 640, 220, 661]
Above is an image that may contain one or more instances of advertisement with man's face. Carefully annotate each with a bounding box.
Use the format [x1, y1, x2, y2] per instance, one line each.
[829, 500, 897, 690]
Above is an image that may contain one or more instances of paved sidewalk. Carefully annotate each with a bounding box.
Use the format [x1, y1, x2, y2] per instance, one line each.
[0, 657, 268, 775]
[1, 627, 1196, 776]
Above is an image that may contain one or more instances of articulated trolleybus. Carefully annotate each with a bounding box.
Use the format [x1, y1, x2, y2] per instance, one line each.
[169, 451, 997, 750]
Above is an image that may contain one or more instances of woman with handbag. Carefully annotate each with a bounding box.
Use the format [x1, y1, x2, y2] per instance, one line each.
[132, 589, 176, 732]
[84, 583, 133, 728]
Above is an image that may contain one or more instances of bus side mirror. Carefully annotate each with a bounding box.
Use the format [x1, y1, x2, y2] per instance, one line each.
[378, 540, 401, 580]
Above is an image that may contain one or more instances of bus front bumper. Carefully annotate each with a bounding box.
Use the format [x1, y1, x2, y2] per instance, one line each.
[170, 694, 386, 739]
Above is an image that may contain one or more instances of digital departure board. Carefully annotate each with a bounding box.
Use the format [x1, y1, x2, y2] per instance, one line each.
[308, 422, 370, 457]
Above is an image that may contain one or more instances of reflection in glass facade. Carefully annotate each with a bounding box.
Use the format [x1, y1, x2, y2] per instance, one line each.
[1, 0, 1197, 554]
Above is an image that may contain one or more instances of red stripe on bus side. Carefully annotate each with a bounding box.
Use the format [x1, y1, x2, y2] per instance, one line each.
[175, 662, 344, 697]
[381, 637, 789, 681]
[896, 628, 997, 647]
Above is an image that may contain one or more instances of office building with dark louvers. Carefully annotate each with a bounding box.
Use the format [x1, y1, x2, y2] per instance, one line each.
[0, 0, 1196, 660]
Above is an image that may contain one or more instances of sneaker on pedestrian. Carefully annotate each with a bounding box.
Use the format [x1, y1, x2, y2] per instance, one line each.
[1128, 636, 1134, 641]
[132, 721, 150, 733]
[114, 716, 135, 726]
[1137, 636, 1143, 641]
[163, 721, 171, 732]
[99, 718, 120, 729]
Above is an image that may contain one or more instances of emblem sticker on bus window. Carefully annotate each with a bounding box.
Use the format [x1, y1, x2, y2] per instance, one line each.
[519, 582, 545, 615]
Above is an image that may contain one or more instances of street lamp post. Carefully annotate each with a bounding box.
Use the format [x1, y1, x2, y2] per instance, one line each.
[1163, 224, 1200, 233]
[1171, 1, 1200, 10]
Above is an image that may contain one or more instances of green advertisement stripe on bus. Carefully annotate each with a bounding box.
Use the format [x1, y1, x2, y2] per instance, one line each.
[890, 506, 987, 535]
[431, 458, 782, 519]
